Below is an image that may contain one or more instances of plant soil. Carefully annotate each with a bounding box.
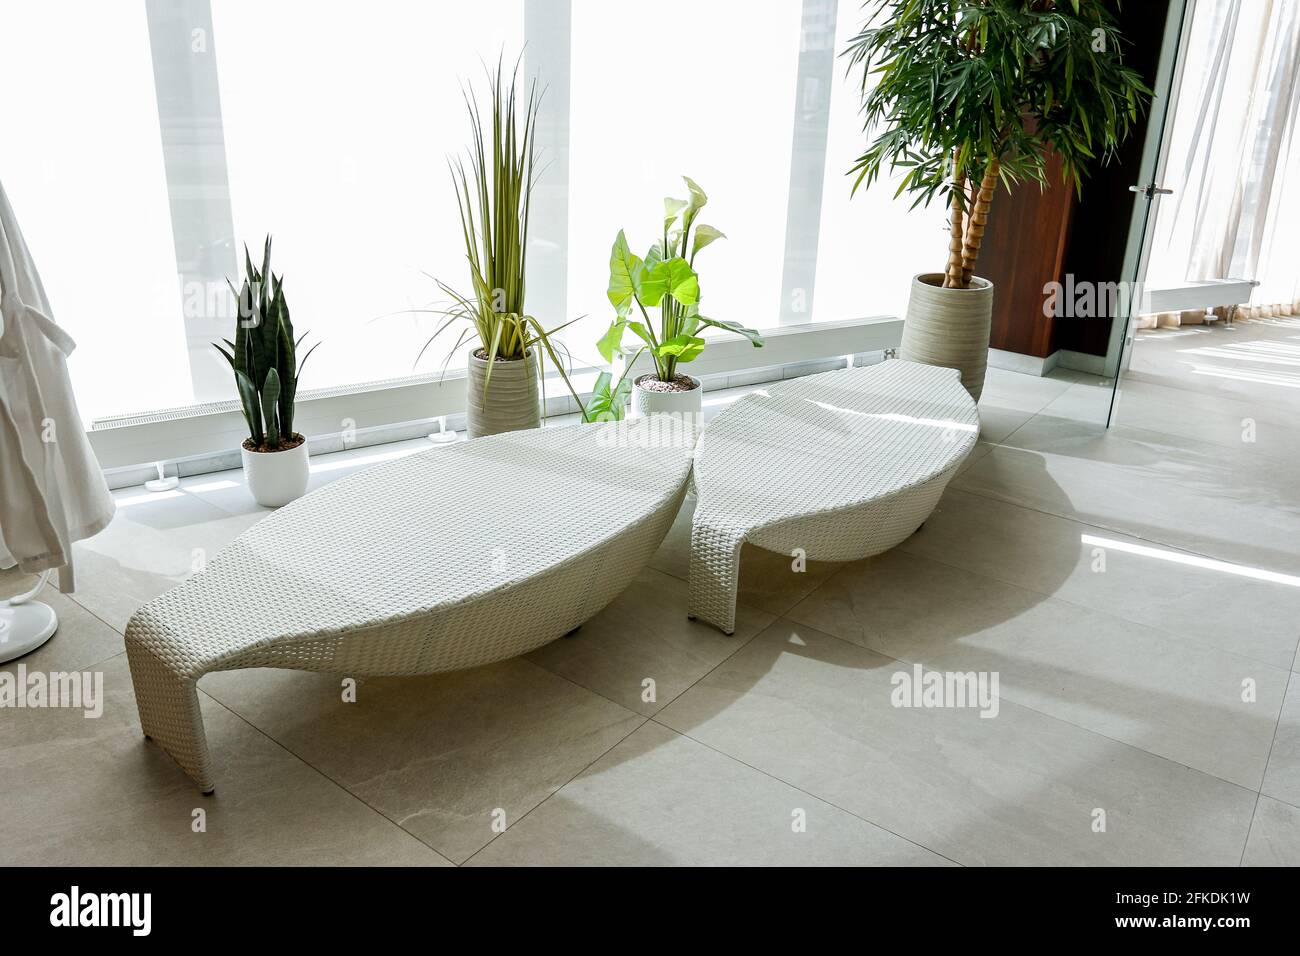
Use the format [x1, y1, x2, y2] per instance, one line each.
[472, 347, 529, 362]
[243, 433, 305, 454]
[636, 374, 699, 393]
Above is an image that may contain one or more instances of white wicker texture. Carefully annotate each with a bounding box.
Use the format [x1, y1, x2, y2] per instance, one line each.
[687, 360, 979, 634]
[125, 417, 698, 792]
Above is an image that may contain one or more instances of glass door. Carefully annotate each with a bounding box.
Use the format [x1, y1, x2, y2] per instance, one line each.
[1103, 0, 1192, 426]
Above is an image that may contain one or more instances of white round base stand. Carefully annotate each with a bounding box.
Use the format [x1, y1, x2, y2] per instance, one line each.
[0, 601, 58, 664]
[144, 461, 179, 492]
[427, 417, 460, 445]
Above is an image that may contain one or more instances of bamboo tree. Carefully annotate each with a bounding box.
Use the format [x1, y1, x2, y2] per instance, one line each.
[962, 155, 1000, 287]
[845, 0, 1152, 288]
[945, 149, 965, 288]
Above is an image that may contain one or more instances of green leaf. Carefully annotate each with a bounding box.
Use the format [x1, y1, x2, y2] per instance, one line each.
[274, 283, 297, 437]
[655, 334, 705, 363]
[583, 371, 615, 423]
[610, 368, 633, 409]
[691, 224, 726, 260]
[260, 366, 281, 448]
[596, 318, 628, 364]
[626, 321, 656, 350]
[583, 371, 632, 423]
[682, 176, 708, 218]
[696, 314, 764, 347]
[645, 240, 665, 275]
[663, 197, 687, 232]
[234, 367, 264, 447]
[606, 229, 644, 317]
[638, 257, 699, 308]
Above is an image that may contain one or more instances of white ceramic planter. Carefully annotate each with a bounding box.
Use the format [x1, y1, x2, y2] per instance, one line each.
[467, 349, 540, 438]
[242, 436, 309, 508]
[631, 374, 702, 421]
[901, 272, 994, 401]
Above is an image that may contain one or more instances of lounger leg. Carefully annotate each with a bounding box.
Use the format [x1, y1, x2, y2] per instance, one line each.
[688, 521, 745, 636]
[125, 639, 215, 793]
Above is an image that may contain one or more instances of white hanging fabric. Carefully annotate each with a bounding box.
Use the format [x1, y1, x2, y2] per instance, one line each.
[1145, 0, 1300, 311]
[0, 177, 114, 591]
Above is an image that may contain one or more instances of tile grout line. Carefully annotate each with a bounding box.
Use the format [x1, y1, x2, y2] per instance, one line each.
[644, 523, 1277, 808]
[889, 512, 1300, 673]
[1242, 668, 1299, 866]
[646, 714, 965, 867]
[486, 595, 785, 860]
[670, 481, 1299, 677]
[184, 683, 456, 865]
[950, 454, 1300, 598]
[459, 713, 652, 867]
[762, 612, 1267, 803]
[197, 660, 647, 867]
[466, 601, 796, 864]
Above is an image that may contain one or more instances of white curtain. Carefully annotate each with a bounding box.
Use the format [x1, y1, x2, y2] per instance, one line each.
[1147, 0, 1300, 312]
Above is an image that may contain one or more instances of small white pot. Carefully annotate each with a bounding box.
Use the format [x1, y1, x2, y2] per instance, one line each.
[630, 374, 702, 420]
[242, 436, 309, 507]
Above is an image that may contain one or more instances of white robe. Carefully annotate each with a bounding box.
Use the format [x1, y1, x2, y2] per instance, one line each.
[0, 179, 114, 591]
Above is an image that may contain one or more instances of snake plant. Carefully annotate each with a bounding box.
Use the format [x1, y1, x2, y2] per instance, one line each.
[214, 237, 319, 451]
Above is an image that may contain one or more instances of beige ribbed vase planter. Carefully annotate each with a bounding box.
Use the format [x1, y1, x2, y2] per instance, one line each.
[467, 349, 540, 438]
[901, 272, 994, 401]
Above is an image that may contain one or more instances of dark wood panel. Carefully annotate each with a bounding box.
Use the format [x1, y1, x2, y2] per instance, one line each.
[971, 0, 1172, 361]
[1057, 0, 1172, 358]
[978, 152, 1075, 359]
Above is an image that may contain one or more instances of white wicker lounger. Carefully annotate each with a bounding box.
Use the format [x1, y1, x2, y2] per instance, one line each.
[687, 359, 979, 634]
[126, 417, 697, 792]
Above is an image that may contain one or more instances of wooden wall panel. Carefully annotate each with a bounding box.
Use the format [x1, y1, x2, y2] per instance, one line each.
[977, 153, 1075, 359]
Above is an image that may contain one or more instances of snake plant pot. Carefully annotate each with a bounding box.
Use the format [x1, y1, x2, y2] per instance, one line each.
[242, 436, 309, 508]
[900, 272, 994, 402]
[467, 348, 540, 439]
[631, 373, 702, 420]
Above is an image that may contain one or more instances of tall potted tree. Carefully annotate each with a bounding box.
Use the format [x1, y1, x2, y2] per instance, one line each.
[846, 0, 1150, 400]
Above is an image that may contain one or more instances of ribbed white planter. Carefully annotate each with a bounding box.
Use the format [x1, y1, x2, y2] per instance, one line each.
[242, 436, 309, 508]
[467, 349, 540, 439]
[900, 272, 994, 401]
[630, 374, 702, 421]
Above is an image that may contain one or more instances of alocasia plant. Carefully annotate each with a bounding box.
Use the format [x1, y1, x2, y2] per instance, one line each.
[596, 177, 763, 389]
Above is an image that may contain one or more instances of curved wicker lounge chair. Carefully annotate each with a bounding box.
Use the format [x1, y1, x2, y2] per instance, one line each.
[688, 360, 978, 634]
[126, 417, 698, 792]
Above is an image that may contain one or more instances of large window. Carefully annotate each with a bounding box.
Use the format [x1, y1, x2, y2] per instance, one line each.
[566, 0, 802, 355]
[2, 0, 939, 426]
[812, 0, 952, 325]
[213, 0, 525, 396]
[0, 1, 192, 420]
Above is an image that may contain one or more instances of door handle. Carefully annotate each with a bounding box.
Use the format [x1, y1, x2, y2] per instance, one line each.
[1129, 183, 1174, 198]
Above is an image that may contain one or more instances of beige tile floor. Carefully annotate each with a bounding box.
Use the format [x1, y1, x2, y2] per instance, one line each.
[3, 326, 1298, 866]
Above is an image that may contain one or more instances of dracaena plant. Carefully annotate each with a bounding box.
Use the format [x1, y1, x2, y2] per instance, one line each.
[596, 177, 762, 389]
[213, 237, 318, 451]
[846, 0, 1151, 288]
